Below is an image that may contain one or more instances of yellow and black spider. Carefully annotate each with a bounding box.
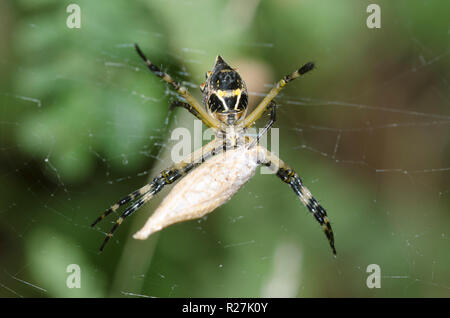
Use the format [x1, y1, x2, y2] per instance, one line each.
[91, 44, 336, 255]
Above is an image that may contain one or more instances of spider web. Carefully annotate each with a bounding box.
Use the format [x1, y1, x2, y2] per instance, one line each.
[0, 0, 449, 297]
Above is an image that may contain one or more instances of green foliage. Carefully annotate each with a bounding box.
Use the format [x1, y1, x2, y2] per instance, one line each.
[0, 0, 448, 297]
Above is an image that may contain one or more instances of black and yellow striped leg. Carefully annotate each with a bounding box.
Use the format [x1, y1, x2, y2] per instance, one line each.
[134, 44, 222, 129]
[277, 167, 336, 255]
[90, 185, 152, 228]
[170, 101, 203, 122]
[92, 140, 224, 251]
[243, 62, 314, 128]
[258, 147, 336, 255]
[95, 165, 199, 251]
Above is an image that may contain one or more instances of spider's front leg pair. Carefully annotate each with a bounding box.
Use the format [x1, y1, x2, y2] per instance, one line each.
[91, 139, 224, 251]
[251, 102, 336, 255]
[243, 61, 315, 128]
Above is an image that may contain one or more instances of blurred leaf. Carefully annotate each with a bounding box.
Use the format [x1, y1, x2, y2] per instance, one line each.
[26, 227, 106, 297]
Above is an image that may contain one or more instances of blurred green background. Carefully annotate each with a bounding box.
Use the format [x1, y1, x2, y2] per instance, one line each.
[0, 0, 449, 297]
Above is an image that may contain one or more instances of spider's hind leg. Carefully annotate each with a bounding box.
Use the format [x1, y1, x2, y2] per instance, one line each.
[170, 101, 203, 122]
[92, 166, 187, 251]
[134, 44, 221, 129]
[90, 184, 151, 228]
[243, 62, 314, 128]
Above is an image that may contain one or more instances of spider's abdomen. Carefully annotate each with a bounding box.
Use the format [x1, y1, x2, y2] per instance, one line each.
[133, 146, 264, 240]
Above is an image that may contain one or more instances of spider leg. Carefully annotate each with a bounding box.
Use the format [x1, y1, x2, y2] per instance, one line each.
[98, 192, 153, 251]
[243, 62, 314, 128]
[247, 101, 277, 148]
[90, 184, 152, 228]
[92, 139, 224, 251]
[134, 44, 222, 129]
[170, 101, 203, 122]
[258, 146, 336, 255]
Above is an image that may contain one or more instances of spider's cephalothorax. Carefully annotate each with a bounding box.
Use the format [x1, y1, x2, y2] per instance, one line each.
[91, 44, 337, 257]
[201, 56, 248, 126]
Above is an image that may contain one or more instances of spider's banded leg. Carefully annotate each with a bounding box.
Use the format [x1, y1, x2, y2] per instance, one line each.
[170, 101, 203, 122]
[93, 139, 224, 251]
[91, 163, 189, 230]
[98, 192, 153, 251]
[95, 166, 188, 251]
[258, 147, 336, 255]
[134, 44, 222, 129]
[243, 62, 314, 128]
[91, 184, 152, 227]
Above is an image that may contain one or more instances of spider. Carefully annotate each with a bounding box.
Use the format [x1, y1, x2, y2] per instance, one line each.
[91, 44, 336, 255]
